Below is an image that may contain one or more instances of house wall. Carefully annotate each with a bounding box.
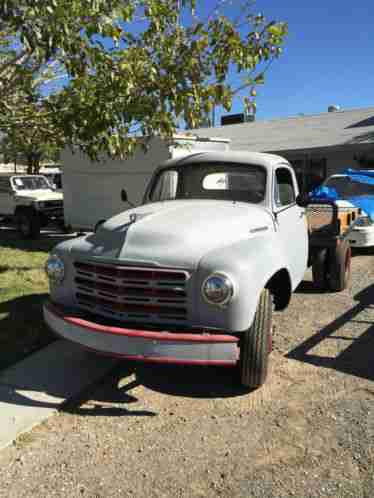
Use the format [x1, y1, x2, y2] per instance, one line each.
[61, 138, 169, 230]
[325, 151, 360, 176]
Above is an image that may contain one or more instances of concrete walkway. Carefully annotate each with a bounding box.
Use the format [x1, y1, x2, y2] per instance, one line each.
[0, 340, 119, 450]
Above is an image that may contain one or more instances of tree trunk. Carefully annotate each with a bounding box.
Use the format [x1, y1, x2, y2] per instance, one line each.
[33, 157, 40, 174]
[26, 155, 33, 174]
[26, 155, 40, 174]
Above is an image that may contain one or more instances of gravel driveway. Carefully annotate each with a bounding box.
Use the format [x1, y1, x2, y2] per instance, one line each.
[0, 250, 374, 498]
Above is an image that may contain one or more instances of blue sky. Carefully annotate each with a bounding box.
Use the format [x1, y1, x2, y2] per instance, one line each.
[208, 0, 374, 122]
[45, 1, 373, 125]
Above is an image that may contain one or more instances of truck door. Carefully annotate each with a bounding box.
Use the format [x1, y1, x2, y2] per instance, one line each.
[273, 166, 308, 288]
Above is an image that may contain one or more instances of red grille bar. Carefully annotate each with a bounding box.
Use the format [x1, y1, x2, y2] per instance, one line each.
[76, 293, 187, 316]
[74, 262, 187, 282]
[75, 277, 186, 299]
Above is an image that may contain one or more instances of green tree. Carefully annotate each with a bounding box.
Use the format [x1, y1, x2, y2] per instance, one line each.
[0, 1, 287, 159]
[1, 124, 62, 174]
[0, 55, 64, 173]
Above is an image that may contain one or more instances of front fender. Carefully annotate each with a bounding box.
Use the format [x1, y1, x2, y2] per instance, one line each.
[194, 233, 290, 332]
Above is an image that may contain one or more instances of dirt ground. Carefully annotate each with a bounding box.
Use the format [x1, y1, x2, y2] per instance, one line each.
[0, 249, 374, 498]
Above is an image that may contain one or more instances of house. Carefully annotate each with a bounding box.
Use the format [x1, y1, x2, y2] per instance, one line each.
[194, 106, 374, 192]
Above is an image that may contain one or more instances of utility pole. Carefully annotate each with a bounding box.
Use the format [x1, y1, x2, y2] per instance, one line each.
[176, 0, 181, 27]
[211, 104, 216, 128]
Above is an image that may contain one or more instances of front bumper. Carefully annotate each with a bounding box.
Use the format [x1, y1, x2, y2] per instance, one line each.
[348, 226, 374, 247]
[43, 301, 239, 366]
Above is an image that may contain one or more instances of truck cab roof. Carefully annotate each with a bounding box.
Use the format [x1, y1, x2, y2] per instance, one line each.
[158, 150, 290, 171]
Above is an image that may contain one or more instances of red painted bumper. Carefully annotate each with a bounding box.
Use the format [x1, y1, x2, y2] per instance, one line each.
[43, 301, 239, 366]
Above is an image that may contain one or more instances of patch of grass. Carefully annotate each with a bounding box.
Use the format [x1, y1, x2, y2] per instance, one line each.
[0, 239, 57, 371]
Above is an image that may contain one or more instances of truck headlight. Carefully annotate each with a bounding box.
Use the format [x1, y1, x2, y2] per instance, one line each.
[202, 273, 234, 306]
[45, 254, 65, 284]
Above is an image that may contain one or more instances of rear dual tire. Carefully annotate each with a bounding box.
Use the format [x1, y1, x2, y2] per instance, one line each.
[329, 240, 351, 291]
[312, 240, 351, 292]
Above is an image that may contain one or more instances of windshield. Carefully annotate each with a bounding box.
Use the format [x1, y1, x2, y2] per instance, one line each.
[11, 176, 51, 191]
[325, 177, 374, 198]
[149, 162, 267, 204]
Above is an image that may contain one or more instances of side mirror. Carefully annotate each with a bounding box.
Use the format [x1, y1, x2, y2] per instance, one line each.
[121, 189, 128, 202]
[296, 193, 310, 208]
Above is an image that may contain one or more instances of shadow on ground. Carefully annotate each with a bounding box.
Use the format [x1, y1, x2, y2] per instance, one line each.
[0, 225, 76, 253]
[133, 363, 250, 398]
[288, 282, 374, 382]
[63, 368, 158, 418]
[0, 293, 54, 371]
[65, 363, 251, 418]
[0, 356, 250, 419]
[0, 325, 250, 422]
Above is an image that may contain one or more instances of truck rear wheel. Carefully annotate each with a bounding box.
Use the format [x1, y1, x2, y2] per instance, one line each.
[312, 249, 329, 290]
[238, 288, 273, 389]
[17, 210, 41, 239]
[328, 240, 351, 292]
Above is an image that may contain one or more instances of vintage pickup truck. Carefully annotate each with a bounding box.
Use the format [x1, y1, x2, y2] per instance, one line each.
[43, 151, 352, 388]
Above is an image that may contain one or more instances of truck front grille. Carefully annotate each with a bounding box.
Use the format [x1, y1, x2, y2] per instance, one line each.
[45, 200, 63, 208]
[73, 262, 189, 322]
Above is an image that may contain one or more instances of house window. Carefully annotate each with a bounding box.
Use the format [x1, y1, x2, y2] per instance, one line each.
[290, 158, 327, 193]
[291, 160, 305, 191]
[308, 158, 327, 191]
[356, 156, 374, 169]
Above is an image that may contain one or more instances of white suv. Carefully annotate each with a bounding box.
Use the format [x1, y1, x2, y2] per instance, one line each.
[0, 174, 64, 238]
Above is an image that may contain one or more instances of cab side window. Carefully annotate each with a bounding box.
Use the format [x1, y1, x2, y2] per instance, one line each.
[275, 168, 295, 207]
[0, 177, 11, 193]
[150, 170, 178, 202]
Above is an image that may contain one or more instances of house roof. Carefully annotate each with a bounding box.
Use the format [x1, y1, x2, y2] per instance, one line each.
[193, 106, 374, 153]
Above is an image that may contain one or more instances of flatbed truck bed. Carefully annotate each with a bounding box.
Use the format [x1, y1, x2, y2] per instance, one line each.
[306, 200, 361, 291]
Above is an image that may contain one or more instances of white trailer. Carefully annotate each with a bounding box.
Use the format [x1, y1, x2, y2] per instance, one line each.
[61, 135, 230, 231]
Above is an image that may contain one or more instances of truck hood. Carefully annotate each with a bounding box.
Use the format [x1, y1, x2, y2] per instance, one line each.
[71, 200, 274, 269]
[15, 190, 63, 202]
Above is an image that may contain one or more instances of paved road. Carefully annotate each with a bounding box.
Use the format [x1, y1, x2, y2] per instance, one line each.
[0, 250, 373, 498]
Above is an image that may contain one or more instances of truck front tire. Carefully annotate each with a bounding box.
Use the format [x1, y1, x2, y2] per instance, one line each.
[16, 210, 41, 239]
[239, 288, 273, 389]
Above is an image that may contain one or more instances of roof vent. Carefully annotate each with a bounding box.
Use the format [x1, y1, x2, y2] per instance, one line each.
[221, 113, 255, 126]
[221, 113, 245, 126]
[328, 105, 340, 113]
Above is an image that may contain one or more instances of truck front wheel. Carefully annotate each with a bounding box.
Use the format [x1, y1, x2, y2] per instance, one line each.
[16, 210, 41, 239]
[238, 288, 273, 389]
